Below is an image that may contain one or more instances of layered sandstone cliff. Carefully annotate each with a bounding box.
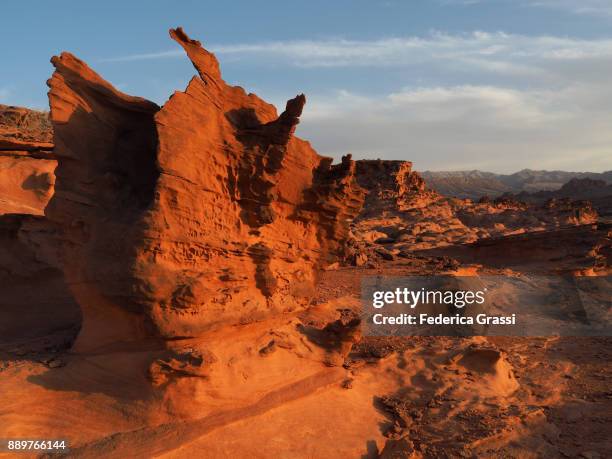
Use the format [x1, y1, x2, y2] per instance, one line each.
[0, 105, 55, 214]
[45, 27, 364, 350]
[354, 160, 436, 217]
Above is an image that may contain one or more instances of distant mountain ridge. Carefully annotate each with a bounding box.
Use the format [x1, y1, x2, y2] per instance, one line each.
[502, 177, 612, 217]
[419, 168, 612, 200]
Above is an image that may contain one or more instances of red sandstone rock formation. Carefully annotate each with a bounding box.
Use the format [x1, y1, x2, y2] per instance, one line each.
[0, 105, 55, 214]
[46, 27, 364, 351]
[354, 160, 436, 218]
[0, 104, 53, 150]
[1, 31, 611, 459]
[346, 159, 601, 267]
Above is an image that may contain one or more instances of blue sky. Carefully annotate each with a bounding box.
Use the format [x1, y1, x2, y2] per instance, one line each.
[3, 0, 612, 172]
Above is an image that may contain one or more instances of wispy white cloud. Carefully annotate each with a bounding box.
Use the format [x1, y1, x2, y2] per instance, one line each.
[100, 31, 612, 172]
[438, 0, 612, 17]
[100, 31, 612, 75]
[296, 82, 612, 172]
[99, 50, 183, 62]
[526, 0, 612, 16]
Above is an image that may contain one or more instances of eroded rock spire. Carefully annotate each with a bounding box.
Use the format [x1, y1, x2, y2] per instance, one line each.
[45, 27, 365, 351]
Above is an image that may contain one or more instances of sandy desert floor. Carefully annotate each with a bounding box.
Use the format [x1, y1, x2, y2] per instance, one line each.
[1, 255, 610, 459]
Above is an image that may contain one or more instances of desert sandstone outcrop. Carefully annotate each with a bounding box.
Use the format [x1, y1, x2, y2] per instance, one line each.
[0, 105, 55, 214]
[46, 27, 364, 350]
[349, 160, 599, 260]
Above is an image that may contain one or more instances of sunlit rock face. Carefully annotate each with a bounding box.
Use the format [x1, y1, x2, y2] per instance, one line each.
[45, 27, 364, 348]
[0, 104, 55, 215]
